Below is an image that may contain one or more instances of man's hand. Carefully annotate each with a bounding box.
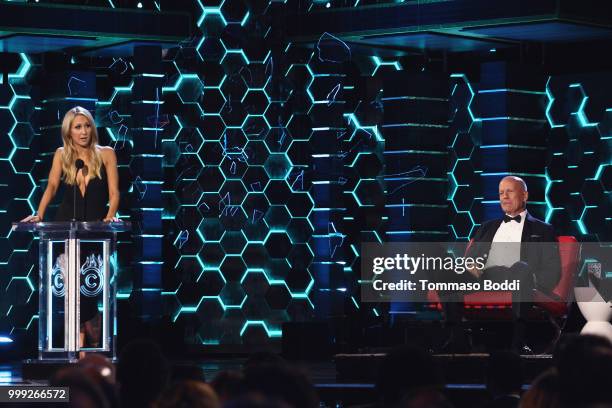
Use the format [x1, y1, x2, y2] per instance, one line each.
[467, 267, 483, 279]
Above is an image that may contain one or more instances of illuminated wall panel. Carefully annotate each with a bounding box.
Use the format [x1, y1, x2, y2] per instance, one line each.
[1, 0, 610, 351]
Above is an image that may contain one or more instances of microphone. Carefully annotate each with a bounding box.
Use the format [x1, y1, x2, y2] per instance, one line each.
[73, 160, 85, 221]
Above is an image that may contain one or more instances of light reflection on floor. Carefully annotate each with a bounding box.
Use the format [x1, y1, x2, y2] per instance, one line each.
[0, 365, 25, 385]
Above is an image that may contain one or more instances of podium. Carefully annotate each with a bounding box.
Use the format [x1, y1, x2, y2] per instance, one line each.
[12, 221, 130, 362]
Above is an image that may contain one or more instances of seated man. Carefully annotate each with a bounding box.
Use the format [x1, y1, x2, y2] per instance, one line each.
[444, 176, 561, 353]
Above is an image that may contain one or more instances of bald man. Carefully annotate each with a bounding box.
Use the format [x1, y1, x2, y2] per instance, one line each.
[446, 176, 561, 353]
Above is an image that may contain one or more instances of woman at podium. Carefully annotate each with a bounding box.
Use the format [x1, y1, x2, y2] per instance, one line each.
[22, 106, 120, 349]
[23, 106, 120, 223]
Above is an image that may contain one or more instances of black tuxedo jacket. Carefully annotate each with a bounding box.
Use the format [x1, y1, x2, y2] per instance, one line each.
[466, 212, 561, 293]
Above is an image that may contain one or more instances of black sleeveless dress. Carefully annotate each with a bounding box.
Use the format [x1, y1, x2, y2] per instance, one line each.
[55, 164, 108, 323]
[56, 164, 109, 222]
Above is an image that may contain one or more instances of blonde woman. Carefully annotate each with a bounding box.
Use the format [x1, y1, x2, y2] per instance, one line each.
[23, 106, 119, 223]
[22, 106, 120, 349]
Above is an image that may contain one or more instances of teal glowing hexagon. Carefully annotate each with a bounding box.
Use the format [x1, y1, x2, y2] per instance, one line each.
[264, 231, 292, 259]
[219, 282, 247, 309]
[264, 205, 291, 229]
[264, 153, 292, 180]
[242, 115, 270, 141]
[167, 74, 205, 104]
[220, 255, 248, 282]
[220, 230, 247, 255]
[352, 179, 383, 207]
[242, 192, 270, 228]
[198, 218, 225, 242]
[242, 89, 269, 115]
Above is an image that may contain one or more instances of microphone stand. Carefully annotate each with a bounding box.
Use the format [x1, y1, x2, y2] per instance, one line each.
[73, 159, 85, 222]
[72, 175, 78, 222]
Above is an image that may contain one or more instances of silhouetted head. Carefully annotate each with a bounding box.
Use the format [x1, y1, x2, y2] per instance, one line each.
[51, 366, 110, 408]
[242, 362, 318, 408]
[117, 338, 169, 407]
[211, 370, 245, 403]
[376, 345, 443, 406]
[486, 351, 523, 397]
[554, 334, 612, 407]
[155, 380, 220, 408]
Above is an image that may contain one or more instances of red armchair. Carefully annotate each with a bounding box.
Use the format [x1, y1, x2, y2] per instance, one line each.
[429, 236, 580, 351]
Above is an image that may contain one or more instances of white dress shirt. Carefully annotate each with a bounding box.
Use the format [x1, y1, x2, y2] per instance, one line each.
[484, 210, 527, 269]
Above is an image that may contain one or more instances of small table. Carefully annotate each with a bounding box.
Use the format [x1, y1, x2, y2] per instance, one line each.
[574, 286, 612, 342]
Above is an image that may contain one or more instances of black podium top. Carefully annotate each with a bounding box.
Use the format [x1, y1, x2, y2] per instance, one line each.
[12, 221, 131, 233]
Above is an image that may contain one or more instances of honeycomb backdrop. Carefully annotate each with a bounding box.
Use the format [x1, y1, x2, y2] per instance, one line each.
[0, 0, 610, 351]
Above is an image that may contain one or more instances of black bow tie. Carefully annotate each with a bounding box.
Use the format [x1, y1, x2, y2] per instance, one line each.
[503, 214, 521, 223]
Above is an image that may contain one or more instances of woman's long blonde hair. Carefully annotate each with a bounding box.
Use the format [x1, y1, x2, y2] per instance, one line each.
[60, 106, 103, 185]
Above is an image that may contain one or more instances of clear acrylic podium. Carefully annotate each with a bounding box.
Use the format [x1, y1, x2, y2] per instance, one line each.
[12, 221, 130, 362]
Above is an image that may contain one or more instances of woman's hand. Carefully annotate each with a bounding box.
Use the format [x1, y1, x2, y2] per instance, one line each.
[103, 216, 120, 223]
[21, 214, 42, 223]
